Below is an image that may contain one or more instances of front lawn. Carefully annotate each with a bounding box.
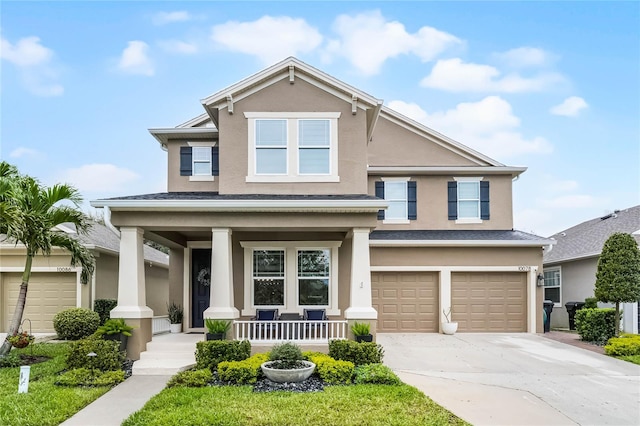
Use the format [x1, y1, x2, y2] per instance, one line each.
[0, 343, 111, 426]
[619, 355, 640, 365]
[124, 383, 467, 426]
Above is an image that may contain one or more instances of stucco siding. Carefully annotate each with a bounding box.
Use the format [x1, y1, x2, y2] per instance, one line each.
[167, 141, 220, 193]
[145, 262, 169, 315]
[547, 258, 599, 328]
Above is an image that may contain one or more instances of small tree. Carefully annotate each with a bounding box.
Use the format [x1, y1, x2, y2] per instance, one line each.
[594, 232, 640, 336]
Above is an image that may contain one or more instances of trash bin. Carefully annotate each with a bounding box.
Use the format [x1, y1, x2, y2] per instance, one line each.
[543, 300, 554, 333]
[565, 301, 586, 330]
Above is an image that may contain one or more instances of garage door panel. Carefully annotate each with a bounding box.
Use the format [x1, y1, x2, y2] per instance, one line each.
[2, 272, 76, 332]
[372, 272, 438, 333]
[452, 272, 527, 333]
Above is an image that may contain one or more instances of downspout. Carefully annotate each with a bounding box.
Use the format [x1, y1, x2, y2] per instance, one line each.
[103, 206, 120, 237]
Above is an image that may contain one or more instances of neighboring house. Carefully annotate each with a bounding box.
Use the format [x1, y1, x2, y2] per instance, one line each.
[91, 57, 552, 358]
[543, 205, 640, 333]
[0, 221, 169, 333]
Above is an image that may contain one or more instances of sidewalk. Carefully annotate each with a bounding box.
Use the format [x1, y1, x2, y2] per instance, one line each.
[541, 330, 605, 355]
[60, 375, 171, 426]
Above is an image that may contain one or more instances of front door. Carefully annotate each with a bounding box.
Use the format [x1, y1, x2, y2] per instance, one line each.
[191, 249, 211, 328]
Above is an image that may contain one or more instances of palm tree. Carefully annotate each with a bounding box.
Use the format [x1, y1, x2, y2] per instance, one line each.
[0, 162, 95, 357]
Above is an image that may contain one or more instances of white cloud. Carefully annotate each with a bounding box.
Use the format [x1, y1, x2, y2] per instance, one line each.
[494, 47, 555, 68]
[541, 194, 600, 209]
[1, 35, 63, 96]
[58, 164, 139, 193]
[421, 58, 564, 93]
[117, 41, 154, 76]
[550, 96, 589, 117]
[158, 40, 198, 55]
[325, 10, 461, 75]
[388, 96, 553, 159]
[211, 16, 323, 65]
[152, 11, 191, 25]
[9, 147, 41, 159]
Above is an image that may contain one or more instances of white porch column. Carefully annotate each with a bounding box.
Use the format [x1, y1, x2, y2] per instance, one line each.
[111, 227, 153, 319]
[204, 228, 239, 319]
[439, 268, 452, 332]
[345, 228, 377, 319]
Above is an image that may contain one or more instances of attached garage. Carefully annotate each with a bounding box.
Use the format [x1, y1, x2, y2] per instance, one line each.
[372, 271, 439, 332]
[2, 272, 77, 332]
[452, 272, 527, 332]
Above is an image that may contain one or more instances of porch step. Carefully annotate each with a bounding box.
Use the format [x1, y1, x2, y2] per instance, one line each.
[132, 333, 203, 376]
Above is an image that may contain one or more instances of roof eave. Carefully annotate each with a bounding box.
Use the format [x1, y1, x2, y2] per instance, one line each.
[148, 128, 218, 146]
[368, 166, 527, 177]
[370, 239, 553, 247]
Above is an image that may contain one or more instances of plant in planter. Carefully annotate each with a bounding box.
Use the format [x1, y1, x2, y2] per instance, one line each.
[205, 319, 231, 340]
[6, 331, 35, 349]
[260, 342, 315, 383]
[442, 308, 458, 335]
[167, 302, 183, 333]
[351, 322, 373, 342]
[95, 318, 134, 353]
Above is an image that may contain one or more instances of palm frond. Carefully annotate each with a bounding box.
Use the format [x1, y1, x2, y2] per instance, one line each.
[46, 184, 83, 207]
[50, 233, 95, 284]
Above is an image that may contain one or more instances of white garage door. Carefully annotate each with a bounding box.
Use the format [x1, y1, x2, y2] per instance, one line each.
[452, 272, 527, 332]
[372, 272, 438, 332]
[2, 272, 77, 332]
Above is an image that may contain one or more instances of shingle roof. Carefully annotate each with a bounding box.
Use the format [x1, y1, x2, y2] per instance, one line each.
[101, 192, 380, 201]
[370, 229, 549, 243]
[543, 205, 640, 265]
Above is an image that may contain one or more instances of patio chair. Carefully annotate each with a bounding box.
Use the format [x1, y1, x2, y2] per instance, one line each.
[303, 309, 327, 339]
[303, 309, 327, 321]
[251, 309, 279, 339]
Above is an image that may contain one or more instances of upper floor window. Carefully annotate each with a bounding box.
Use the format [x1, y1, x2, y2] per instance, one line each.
[543, 268, 561, 307]
[375, 178, 417, 223]
[245, 112, 340, 183]
[448, 178, 489, 223]
[180, 143, 219, 181]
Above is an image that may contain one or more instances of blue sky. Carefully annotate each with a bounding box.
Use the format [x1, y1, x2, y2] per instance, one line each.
[2, 1, 638, 236]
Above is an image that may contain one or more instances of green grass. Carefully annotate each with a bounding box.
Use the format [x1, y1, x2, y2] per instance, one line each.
[0, 343, 112, 426]
[618, 355, 640, 365]
[124, 384, 467, 426]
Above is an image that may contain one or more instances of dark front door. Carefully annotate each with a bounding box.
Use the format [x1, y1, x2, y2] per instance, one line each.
[191, 249, 211, 328]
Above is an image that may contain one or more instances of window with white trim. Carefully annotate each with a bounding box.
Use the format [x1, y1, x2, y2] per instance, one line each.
[458, 181, 480, 219]
[385, 181, 408, 221]
[192, 146, 212, 176]
[298, 250, 329, 305]
[543, 268, 561, 306]
[252, 250, 285, 306]
[245, 112, 340, 183]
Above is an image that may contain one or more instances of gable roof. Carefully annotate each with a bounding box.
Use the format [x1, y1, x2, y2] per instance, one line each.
[543, 205, 640, 265]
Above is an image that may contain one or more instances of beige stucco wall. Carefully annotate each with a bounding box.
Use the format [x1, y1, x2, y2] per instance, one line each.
[546, 257, 599, 328]
[368, 115, 480, 167]
[0, 248, 74, 268]
[368, 175, 514, 230]
[145, 262, 169, 315]
[95, 254, 118, 301]
[172, 77, 370, 195]
[169, 248, 184, 311]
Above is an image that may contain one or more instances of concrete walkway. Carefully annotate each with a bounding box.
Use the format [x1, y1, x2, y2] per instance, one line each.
[377, 333, 640, 426]
[60, 375, 171, 426]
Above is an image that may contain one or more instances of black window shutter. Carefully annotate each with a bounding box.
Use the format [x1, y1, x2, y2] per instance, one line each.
[211, 146, 219, 176]
[375, 181, 385, 220]
[407, 181, 417, 220]
[447, 181, 458, 220]
[480, 181, 490, 220]
[180, 147, 192, 176]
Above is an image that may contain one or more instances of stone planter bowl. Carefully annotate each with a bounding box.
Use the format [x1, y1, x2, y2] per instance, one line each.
[261, 360, 316, 383]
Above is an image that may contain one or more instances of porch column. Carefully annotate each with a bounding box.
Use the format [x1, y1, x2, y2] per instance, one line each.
[438, 268, 452, 333]
[111, 227, 153, 360]
[344, 228, 377, 320]
[204, 228, 239, 319]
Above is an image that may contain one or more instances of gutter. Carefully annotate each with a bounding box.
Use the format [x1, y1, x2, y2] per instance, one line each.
[103, 206, 120, 237]
[369, 239, 555, 248]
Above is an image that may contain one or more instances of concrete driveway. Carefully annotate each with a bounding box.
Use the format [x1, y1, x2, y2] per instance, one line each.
[377, 333, 640, 425]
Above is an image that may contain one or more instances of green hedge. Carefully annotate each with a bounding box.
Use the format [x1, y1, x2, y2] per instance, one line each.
[354, 363, 401, 385]
[195, 340, 251, 370]
[328, 339, 384, 366]
[53, 307, 100, 340]
[56, 368, 124, 387]
[66, 337, 123, 372]
[305, 352, 354, 385]
[218, 353, 268, 385]
[167, 369, 213, 387]
[94, 299, 117, 325]
[575, 308, 617, 343]
[604, 334, 640, 356]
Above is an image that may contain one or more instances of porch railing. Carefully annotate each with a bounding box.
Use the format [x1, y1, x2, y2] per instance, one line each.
[234, 320, 348, 343]
[152, 315, 170, 335]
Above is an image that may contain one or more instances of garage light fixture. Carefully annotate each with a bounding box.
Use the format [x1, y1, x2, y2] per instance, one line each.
[537, 273, 545, 287]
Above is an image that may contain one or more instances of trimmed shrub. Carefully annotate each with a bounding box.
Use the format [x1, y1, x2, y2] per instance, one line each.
[305, 352, 354, 385]
[66, 338, 123, 372]
[195, 340, 251, 370]
[167, 369, 213, 388]
[53, 307, 100, 340]
[329, 339, 384, 366]
[94, 299, 117, 325]
[575, 308, 617, 343]
[56, 368, 124, 387]
[354, 363, 401, 385]
[269, 342, 303, 361]
[604, 334, 640, 356]
[584, 297, 598, 309]
[218, 353, 269, 385]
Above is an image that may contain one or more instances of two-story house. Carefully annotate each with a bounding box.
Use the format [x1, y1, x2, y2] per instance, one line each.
[92, 57, 551, 359]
